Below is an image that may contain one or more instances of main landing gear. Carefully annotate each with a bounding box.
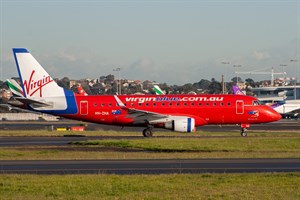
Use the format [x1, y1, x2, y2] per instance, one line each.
[143, 125, 153, 137]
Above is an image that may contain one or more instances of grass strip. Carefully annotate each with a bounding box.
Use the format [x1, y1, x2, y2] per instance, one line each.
[72, 137, 300, 153]
[0, 173, 299, 200]
[0, 135, 299, 160]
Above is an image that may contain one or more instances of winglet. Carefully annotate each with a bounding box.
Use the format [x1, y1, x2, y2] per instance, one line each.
[114, 95, 126, 107]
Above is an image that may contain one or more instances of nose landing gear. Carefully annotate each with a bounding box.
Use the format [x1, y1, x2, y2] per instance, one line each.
[240, 124, 250, 137]
[240, 127, 247, 137]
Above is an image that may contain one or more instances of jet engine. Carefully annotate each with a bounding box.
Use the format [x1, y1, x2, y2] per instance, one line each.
[164, 117, 195, 132]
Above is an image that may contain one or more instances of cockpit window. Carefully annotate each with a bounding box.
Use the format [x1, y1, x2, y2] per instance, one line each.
[252, 100, 261, 105]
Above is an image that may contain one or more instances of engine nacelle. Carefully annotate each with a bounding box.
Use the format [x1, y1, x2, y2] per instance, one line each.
[164, 117, 195, 132]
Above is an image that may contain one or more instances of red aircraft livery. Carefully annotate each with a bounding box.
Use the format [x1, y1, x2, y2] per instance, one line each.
[11, 48, 281, 137]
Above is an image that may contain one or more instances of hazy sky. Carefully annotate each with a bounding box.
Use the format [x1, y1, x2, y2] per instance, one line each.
[1, 0, 299, 84]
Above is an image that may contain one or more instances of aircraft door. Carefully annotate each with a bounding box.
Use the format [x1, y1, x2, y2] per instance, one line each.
[80, 101, 88, 115]
[236, 100, 244, 114]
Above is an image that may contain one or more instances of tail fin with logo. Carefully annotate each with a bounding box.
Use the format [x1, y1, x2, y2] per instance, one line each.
[12, 48, 77, 114]
[6, 79, 24, 97]
[232, 85, 245, 95]
[153, 85, 165, 95]
[13, 48, 65, 98]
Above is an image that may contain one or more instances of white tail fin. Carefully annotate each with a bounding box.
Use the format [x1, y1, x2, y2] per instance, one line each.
[13, 48, 64, 98]
[12, 48, 77, 113]
[153, 85, 165, 95]
[6, 79, 24, 97]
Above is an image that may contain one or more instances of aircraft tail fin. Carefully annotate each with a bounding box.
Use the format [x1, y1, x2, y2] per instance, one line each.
[77, 85, 88, 96]
[153, 85, 165, 95]
[6, 79, 24, 97]
[232, 85, 245, 95]
[12, 48, 65, 98]
[12, 48, 77, 113]
[269, 103, 281, 109]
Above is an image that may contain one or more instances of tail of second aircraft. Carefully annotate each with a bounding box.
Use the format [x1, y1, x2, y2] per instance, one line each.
[77, 85, 88, 96]
[6, 79, 24, 97]
[232, 85, 245, 95]
[153, 85, 165, 95]
[12, 48, 77, 114]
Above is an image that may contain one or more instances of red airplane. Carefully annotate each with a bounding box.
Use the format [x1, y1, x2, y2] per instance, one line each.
[11, 48, 281, 137]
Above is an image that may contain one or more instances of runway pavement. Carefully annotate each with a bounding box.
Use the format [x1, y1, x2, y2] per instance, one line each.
[0, 158, 299, 174]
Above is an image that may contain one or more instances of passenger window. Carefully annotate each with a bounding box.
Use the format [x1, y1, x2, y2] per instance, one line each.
[169, 103, 172, 106]
[184, 102, 187, 106]
[220, 102, 224, 106]
[227, 102, 231, 106]
[108, 103, 112, 107]
[145, 103, 149, 106]
[213, 102, 216, 106]
[177, 102, 180, 106]
[138, 103, 142, 106]
[94, 103, 97, 107]
[206, 102, 209, 106]
[153, 103, 156, 106]
[198, 103, 202, 106]
[131, 103, 134, 106]
[101, 103, 105, 107]
[162, 103, 165, 106]
[191, 102, 194, 106]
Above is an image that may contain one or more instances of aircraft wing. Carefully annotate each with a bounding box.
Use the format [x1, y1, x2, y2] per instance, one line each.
[114, 95, 169, 124]
[124, 107, 169, 124]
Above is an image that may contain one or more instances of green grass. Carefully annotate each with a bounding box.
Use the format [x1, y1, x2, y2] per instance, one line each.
[72, 137, 300, 153]
[0, 131, 299, 160]
[0, 130, 299, 199]
[0, 173, 299, 200]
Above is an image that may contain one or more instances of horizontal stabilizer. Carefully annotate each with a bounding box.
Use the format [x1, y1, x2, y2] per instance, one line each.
[15, 97, 52, 107]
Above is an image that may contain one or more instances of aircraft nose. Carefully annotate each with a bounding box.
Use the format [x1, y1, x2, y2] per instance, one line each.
[269, 110, 282, 121]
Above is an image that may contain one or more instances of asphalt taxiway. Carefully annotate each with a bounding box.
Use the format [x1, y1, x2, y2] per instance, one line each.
[0, 158, 299, 174]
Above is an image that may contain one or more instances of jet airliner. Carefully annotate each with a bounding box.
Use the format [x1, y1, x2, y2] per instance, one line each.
[10, 48, 281, 136]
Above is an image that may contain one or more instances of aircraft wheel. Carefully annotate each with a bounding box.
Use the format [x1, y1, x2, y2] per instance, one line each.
[240, 128, 247, 137]
[241, 132, 247, 137]
[143, 128, 153, 137]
